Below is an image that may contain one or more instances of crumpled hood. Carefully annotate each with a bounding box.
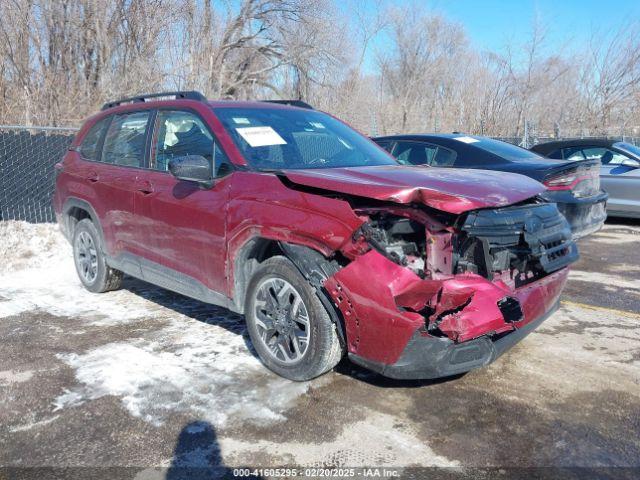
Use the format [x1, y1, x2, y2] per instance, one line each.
[282, 165, 545, 214]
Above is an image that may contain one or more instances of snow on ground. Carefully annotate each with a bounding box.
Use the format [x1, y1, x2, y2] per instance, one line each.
[0, 221, 315, 428]
[0, 222, 155, 322]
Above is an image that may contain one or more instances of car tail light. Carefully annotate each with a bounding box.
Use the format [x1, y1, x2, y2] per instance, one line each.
[545, 172, 578, 188]
[544, 165, 600, 197]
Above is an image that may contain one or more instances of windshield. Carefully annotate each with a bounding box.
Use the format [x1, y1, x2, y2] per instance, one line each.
[214, 107, 397, 170]
[614, 142, 640, 158]
[462, 137, 543, 162]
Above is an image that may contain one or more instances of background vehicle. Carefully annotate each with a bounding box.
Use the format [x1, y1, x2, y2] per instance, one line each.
[373, 134, 608, 239]
[53, 92, 578, 381]
[531, 139, 640, 219]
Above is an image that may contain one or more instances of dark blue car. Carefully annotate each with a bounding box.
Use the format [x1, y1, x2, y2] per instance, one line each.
[373, 134, 607, 239]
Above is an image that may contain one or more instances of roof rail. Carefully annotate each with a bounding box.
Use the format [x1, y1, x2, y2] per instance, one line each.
[101, 91, 207, 110]
[263, 100, 314, 110]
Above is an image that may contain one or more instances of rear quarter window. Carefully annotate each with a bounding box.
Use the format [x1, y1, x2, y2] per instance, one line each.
[79, 117, 110, 160]
[466, 137, 540, 162]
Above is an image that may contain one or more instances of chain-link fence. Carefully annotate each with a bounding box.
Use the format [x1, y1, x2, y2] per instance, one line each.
[0, 125, 77, 223]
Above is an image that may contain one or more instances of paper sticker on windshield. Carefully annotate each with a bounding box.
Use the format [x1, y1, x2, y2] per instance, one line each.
[236, 126, 286, 147]
[310, 121, 326, 129]
[233, 117, 251, 125]
[453, 136, 479, 144]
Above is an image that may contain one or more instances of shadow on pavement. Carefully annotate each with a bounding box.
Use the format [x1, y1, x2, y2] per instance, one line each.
[121, 276, 260, 359]
[166, 420, 263, 480]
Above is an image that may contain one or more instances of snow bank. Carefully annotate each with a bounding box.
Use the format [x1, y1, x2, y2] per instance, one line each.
[0, 221, 70, 272]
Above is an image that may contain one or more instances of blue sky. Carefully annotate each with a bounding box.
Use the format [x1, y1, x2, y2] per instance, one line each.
[429, 0, 639, 51]
[359, 0, 640, 69]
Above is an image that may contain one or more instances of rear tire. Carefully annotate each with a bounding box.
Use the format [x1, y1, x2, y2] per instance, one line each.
[245, 256, 343, 381]
[72, 218, 123, 293]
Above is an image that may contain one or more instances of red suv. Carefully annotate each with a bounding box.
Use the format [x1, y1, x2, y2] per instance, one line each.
[53, 91, 578, 381]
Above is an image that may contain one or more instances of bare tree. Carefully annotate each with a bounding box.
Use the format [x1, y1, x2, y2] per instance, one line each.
[580, 22, 640, 133]
[0, 0, 639, 137]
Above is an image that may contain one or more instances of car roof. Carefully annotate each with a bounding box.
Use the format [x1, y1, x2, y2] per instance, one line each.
[374, 133, 470, 141]
[531, 138, 617, 155]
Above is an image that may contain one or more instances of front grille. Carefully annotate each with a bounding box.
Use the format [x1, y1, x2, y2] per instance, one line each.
[455, 201, 579, 280]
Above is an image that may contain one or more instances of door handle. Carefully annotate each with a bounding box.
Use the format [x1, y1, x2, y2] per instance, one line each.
[136, 180, 154, 195]
[86, 171, 99, 183]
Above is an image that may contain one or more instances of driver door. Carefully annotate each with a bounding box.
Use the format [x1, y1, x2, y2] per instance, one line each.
[134, 109, 232, 294]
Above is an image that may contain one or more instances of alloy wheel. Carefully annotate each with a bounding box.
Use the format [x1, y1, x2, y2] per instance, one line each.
[74, 230, 98, 284]
[253, 277, 311, 364]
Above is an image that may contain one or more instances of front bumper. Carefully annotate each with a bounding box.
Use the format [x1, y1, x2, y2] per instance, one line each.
[325, 246, 571, 380]
[349, 300, 558, 380]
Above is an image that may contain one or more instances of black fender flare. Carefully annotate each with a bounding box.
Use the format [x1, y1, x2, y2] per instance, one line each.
[61, 197, 106, 249]
[278, 242, 347, 349]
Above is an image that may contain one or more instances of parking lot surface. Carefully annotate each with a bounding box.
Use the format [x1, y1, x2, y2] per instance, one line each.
[0, 220, 639, 475]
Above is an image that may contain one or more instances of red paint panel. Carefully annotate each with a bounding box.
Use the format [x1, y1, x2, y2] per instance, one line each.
[133, 170, 231, 294]
[431, 275, 513, 342]
[324, 250, 425, 364]
[514, 267, 569, 325]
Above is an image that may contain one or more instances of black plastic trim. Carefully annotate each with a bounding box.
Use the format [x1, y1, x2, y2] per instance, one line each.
[106, 252, 238, 313]
[102, 91, 207, 110]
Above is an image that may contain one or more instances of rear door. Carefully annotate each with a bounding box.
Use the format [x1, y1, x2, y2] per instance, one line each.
[133, 109, 231, 295]
[97, 110, 153, 260]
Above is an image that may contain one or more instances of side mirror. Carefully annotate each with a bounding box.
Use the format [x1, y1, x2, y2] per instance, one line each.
[168, 155, 212, 184]
[621, 158, 640, 168]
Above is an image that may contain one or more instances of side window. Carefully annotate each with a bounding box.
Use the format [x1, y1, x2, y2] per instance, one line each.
[393, 142, 428, 166]
[564, 146, 630, 165]
[546, 149, 564, 160]
[79, 117, 109, 160]
[375, 140, 393, 153]
[562, 147, 586, 161]
[431, 146, 457, 167]
[393, 141, 456, 167]
[152, 110, 215, 171]
[580, 147, 608, 160]
[594, 148, 629, 165]
[101, 111, 150, 167]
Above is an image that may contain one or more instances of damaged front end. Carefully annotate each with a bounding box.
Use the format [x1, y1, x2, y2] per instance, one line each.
[324, 199, 577, 379]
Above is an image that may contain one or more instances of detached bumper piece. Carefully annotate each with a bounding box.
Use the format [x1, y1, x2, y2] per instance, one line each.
[349, 301, 559, 380]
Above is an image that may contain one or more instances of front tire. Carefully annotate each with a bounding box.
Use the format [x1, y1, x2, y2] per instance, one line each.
[245, 256, 343, 381]
[72, 218, 123, 293]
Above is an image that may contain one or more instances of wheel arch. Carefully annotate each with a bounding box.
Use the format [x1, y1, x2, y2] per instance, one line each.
[231, 236, 347, 348]
[61, 198, 105, 247]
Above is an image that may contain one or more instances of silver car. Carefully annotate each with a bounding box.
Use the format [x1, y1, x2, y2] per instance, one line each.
[531, 139, 640, 218]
